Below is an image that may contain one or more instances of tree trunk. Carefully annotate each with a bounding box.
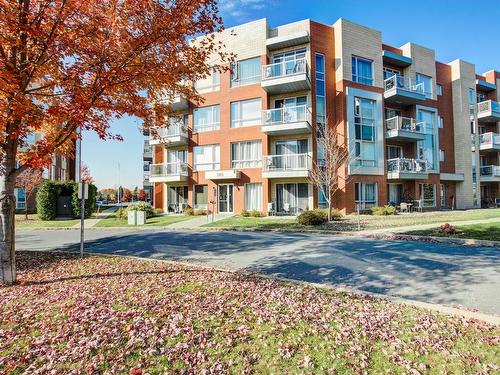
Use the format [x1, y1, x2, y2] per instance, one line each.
[0, 174, 16, 285]
[25, 200, 28, 220]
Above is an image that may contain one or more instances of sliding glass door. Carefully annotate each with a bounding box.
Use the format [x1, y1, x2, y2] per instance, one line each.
[276, 183, 309, 214]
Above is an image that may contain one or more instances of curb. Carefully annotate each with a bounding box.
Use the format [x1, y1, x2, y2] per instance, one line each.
[365, 232, 500, 248]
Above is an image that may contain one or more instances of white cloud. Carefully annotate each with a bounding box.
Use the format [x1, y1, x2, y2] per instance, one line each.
[219, 0, 268, 20]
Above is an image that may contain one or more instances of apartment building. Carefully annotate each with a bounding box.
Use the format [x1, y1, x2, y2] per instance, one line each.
[143, 132, 154, 203]
[149, 18, 500, 215]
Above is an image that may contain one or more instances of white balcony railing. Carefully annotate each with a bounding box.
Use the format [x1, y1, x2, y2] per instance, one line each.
[263, 153, 312, 171]
[151, 123, 188, 140]
[263, 105, 311, 125]
[385, 116, 424, 133]
[262, 58, 309, 81]
[480, 165, 500, 177]
[384, 75, 424, 94]
[387, 158, 427, 173]
[150, 162, 188, 178]
[479, 132, 500, 148]
[477, 100, 500, 115]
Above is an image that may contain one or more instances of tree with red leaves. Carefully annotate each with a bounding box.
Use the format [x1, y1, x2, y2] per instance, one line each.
[15, 168, 43, 219]
[138, 189, 147, 202]
[0, 0, 230, 284]
[122, 189, 132, 203]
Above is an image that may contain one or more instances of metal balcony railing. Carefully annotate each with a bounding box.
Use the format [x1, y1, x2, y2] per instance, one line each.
[262, 105, 311, 125]
[262, 58, 309, 80]
[387, 158, 428, 173]
[151, 123, 188, 141]
[149, 162, 188, 178]
[384, 75, 425, 94]
[480, 165, 500, 177]
[385, 116, 425, 133]
[479, 132, 500, 147]
[263, 153, 312, 171]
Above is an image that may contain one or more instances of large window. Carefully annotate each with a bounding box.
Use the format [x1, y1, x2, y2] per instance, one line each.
[416, 73, 433, 99]
[352, 56, 373, 86]
[194, 67, 220, 93]
[231, 98, 261, 128]
[193, 144, 220, 171]
[417, 109, 437, 170]
[354, 97, 376, 167]
[383, 67, 400, 80]
[231, 140, 262, 168]
[245, 183, 262, 211]
[194, 185, 208, 209]
[316, 52, 326, 163]
[273, 48, 306, 64]
[14, 188, 26, 210]
[193, 105, 220, 132]
[419, 183, 436, 207]
[231, 57, 261, 87]
[355, 183, 377, 210]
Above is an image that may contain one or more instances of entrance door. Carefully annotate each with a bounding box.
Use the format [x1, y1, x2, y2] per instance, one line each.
[388, 184, 403, 205]
[218, 184, 234, 213]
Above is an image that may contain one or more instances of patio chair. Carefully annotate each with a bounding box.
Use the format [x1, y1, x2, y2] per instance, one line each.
[283, 203, 290, 215]
[495, 198, 500, 208]
[267, 202, 275, 216]
[413, 199, 423, 213]
[400, 202, 409, 213]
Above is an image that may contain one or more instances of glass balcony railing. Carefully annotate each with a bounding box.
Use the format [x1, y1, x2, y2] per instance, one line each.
[477, 100, 500, 115]
[479, 132, 500, 148]
[263, 105, 311, 125]
[385, 116, 425, 133]
[262, 58, 309, 81]
[387, 158, 428, 173]
[384, 75, 425, 94]
[150, 162, 188, 178]
[263, 153, 312, 171]
[480, 165, 500, 177]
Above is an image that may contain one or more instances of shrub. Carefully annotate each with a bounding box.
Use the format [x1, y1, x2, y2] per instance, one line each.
[194, 209, 207, 216]
[126, 202, 154, 218]
[36, 181, 59, 220]
[184, 207, 194, 216]
[116, 207, 128, 220]
[330, 209, 343, 221]
[297, 209, 328, 226]
[370, 205, 397, 216]
[153, 208, 163, 216]
[241, 209, 251, 217]
[250, 210, 262, 217]
[72, 183, 97, 219]
[439, 223, 456, 235]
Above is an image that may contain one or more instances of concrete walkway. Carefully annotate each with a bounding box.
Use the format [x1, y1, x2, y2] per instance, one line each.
[167, 213, 234, 229]
[71, 207, 118, 229]
[361, 216, 500, 235]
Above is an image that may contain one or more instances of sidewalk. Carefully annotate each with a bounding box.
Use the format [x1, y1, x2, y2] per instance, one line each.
[167, 213, 234, 229]
[71, 207, 118, 229]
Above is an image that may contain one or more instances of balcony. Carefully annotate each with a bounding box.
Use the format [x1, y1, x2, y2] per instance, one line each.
[480, 165, 500, 182]
[149, 162, 189, 183]
[478, 132, 500, 152]
[262, 153, 312, 179]
[143, 141, 152, 159]
[261, 105, 312, 135]
[382, 50, 412, 67]
[383, 75, 426, 105]
[387, 158, 428, 180]
[205, 169, 241, 181]
[261, 58, 311, 95]
[266, 30, 309, 50]
[477, 100, 500, 123]
[149, 124, 188, 146]
[385, 116, 426, 142]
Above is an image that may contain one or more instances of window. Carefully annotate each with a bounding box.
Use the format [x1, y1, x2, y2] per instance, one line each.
[194, 185, 208, 209]
[355, 183, 377, 209]
[231, 141, 262, 168]
[167, 149, 187, 164]
[354, 97, 376, 167]
[387, 145, 402, 159]
[440, 184, 446, 207]
[383, 67, 400, 80]
[273, 48, 306, 64]
[435, 84, 443, 96]
[419, 183, 436, 207]
[416, 73, 433, 99]
[469, 88, 476, 104]
[194, 67, 220, 93]
[417, 109, 437, 170]
[315, 53, 326, 128]
[14, 188, 26, 210]
[476, 92, 486, 104]
[193, 105, 220, 132]
[318, 187, 328, 208]
[438, 116, 444, 129]
[193, 144, 220, 171]
[231, 98, 261, 128]
[245, 183, 262, 211]
[231, 57, 261, 87]
[352, 56, 373, 86]
[439, 149, 445, 162]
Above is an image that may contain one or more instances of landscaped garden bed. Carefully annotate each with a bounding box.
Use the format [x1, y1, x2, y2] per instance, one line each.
[1, 251, 499, 373]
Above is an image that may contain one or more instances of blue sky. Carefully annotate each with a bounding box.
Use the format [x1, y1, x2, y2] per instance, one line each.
[84, 0, 500, 189]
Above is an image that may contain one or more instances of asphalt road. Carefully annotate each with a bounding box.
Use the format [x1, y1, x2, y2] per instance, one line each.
[16, 228, 500, 314]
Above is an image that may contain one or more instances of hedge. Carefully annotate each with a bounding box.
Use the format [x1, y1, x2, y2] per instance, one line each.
[36, 181, 97, 220]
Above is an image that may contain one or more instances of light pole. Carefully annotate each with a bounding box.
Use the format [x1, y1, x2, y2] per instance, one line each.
[117, 162, 121, 205]
[78, 128, 85, 259]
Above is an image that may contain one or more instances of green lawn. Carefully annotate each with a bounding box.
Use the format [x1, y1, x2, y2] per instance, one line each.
[2, 251, 499, 374]
[203, 209, 500, 232]
[94, 214, 194, 228]
[16, 216, 80, 229]
[405, 222, 500, 241]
